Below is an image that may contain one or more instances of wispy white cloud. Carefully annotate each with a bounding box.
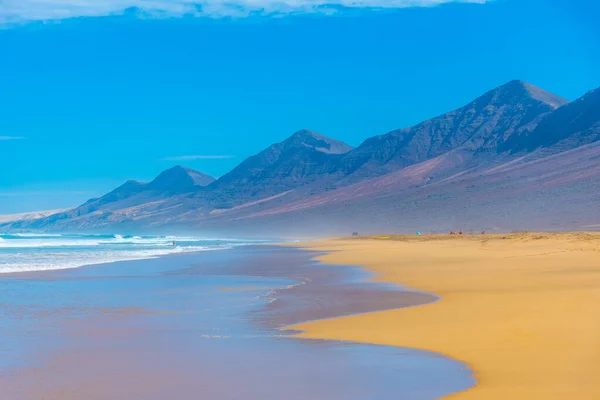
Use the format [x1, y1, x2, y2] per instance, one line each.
[162, 154, 235, 161]
[0, 0, 491, 23]
[0, 136, 25, 141]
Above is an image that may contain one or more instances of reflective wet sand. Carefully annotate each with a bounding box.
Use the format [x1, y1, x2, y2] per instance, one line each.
[0, 246, 473, 399]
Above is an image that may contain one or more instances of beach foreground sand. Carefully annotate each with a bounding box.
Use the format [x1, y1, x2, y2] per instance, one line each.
[287, 233, 600, 399]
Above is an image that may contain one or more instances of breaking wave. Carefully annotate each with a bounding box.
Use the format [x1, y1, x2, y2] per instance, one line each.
[0, 233, 269, 274]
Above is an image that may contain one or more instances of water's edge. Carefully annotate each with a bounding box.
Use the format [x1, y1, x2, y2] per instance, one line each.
[0, 244, 475, 399]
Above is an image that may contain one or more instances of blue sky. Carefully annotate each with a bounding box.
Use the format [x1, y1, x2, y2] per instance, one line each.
[0, 0, 598, 213]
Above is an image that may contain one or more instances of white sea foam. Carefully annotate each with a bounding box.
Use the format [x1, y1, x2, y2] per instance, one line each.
[0, 233, 256, 274]
[12, 233, 63, 238]
[0, 235, 177, 248]
[0, 245, 232, 274]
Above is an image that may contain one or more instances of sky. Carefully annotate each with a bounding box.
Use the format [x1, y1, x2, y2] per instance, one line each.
[0, 0, 599, 214]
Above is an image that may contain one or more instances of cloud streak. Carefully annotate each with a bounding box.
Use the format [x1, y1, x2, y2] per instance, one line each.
[1, 0, 490, 23]
[0, 136, 25, 141]
[162, 155, 235, 161]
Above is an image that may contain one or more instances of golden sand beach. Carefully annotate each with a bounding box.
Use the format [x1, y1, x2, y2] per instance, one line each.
[287, 233, 600, 399]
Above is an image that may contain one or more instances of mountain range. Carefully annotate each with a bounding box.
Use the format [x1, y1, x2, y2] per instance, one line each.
[4, 80, 600, 236]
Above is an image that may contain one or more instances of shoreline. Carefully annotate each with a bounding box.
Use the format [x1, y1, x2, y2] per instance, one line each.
[0, 244, 472, 399]
[273, 250, 444, 327]
[191, 246, 442, 330]
[285, 233, 600, 399]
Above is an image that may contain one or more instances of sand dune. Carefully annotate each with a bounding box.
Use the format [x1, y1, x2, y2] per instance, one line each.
[0, 209, 67, 224]
[288, 233, 600, 399]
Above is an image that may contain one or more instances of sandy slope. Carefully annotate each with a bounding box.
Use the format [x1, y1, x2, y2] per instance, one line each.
[0, 209, 67, 224]
[287, 233, 600, 399]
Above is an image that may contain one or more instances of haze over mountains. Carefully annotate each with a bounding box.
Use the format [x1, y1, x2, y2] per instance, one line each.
[4, 80, 600, 236]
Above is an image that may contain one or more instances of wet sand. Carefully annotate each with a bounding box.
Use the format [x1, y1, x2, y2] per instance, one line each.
[288, 233, 600, 399]
[186, 246, 436, 327]
[0, 245, 472, 399]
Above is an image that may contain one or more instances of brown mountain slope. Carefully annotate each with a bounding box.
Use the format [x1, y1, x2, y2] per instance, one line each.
[5, 81, 591, 235]
[194, 141, 600, 237]
[511, 86, 600, 153]
[337, 80, 568, 180]
[205, 130, 353, 206]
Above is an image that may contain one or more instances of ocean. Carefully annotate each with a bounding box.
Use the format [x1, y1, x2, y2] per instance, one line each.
[0, 233, 270, 273]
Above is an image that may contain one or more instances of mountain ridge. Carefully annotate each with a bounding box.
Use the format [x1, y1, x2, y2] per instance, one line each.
[336, 80, 569, 180]
[512, 86, 600, 152]
[203, 129, 353, 206]
[5, 80, 600, 235]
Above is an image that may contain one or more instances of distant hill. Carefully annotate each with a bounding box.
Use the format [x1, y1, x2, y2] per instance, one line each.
[0, 209, 67, 224]
[83, 165, 215, 210]
[4, 166, 215, 231]
[4, 81, 600, 235]
[88, 165, 214, 205]
[208, 129, 353, 206]
[149, 165, 216, 190]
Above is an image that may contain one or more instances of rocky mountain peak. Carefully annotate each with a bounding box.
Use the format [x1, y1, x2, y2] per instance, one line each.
[283, 129, 354, 155]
